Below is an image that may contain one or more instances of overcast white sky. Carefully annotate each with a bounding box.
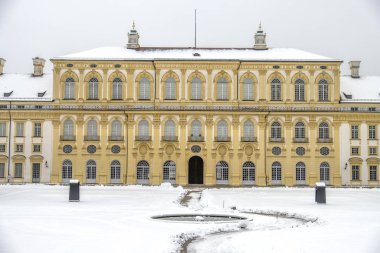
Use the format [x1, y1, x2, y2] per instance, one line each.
[1, 0, 379, 76]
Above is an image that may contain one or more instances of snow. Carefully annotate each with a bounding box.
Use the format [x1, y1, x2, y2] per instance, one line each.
[315, 182, 325, 187]
[0, 73, 53, 101]
[340, 75, 380, 103]
[1, 185, 380, 253]
[54, 47, 338, 62]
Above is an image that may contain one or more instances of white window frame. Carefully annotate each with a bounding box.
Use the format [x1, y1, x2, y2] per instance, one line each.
[271, 79, 281, 101]
[139, 78, 150, 100]
[165, 77, 176, 100]
[16, 122, 24, 137]
[14, 163, 23, 178]
[242, 161, 255, 184]
[163, 160, 176, 183]
[88, 78, 99, 100]
[64, 77, 75, 99]
[34, 122, 42, 137]
[243, 78, 254, 101]
[216, 161, 229, 184]
[0, 122, 6, 137]
[112, 78, 123, 100]
[191, 77, 202, 100]
[318, 79, 328, 101]
[217, 78, 228, 100]
[295, 79, 305, 101]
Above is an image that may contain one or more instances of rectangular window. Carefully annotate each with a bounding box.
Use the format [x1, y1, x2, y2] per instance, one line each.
[33, 144, 41, 152]
[0, 122, 6, 137]
[351, 107, 358, 112]
[369, 107, 376, 112]
[0, 144, 5, 152]
[351, 125, 359, 139]
[369, 125, 376, 140]
[0, 163, 4, 178]
[32, 163, 40, 183]
[351, 147, 359, 155]
[15, 144, 23, 152]
[34, 123, 42, 137]
[16, 122, 24, 137]
[369, 147, 377, 156]
[14, 163, 22, 178]
[369, 166, 377, 181]
[352, 165, 360, 180]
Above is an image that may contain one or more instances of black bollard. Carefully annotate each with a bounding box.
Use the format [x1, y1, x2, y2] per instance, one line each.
[69, 179, 80, 202]
[315, 182, 326, 204]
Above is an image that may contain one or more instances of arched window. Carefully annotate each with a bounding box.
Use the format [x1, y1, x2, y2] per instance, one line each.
[320, 162, 330, 182]
[295, 79, 305, 101]
[62, 160, 72, 182]
[295, 122, 305, 139]
[112, 78, 122, 100]
[216, 161, 229, 184]
[271, 79, 281, 101]
[272, 162, 282, 184]
[138, 120, 149, 138]
[111, 120, 122, 138]
[137, 160, 149, 184]
[164, 120, 175, 137]
[217, 77, 228, 100]
[139, 77, 150, 100]
[271, 122, 282, 139]
[63, 119, 74, 138]
[319, 122, 329, 139]
[163, 160, 176, 183]
[243, 78, 254, 101]
[88, 77, 99, 100]
[87, 120, 98, 138]
[191, 120, 202, 140]
[318, 79, 328, 101]
[86, 160, 96, 183]
[165, 77, 176, 100]
[64, 77, 75, 99]
[242, 161, 255, 184]
[296, 162, 306, 183]
[243, 120, 254, 140]
[191, 77, 202, 100]
[217, 120, 228, 139]
[110, 160, 121, 182]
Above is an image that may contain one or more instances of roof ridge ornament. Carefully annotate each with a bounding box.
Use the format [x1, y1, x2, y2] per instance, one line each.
[254, 22, 268, 50]
[126, 21, 140, 49]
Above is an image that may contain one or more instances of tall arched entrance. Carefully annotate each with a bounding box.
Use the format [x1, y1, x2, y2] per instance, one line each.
[188, 156, 204, 184]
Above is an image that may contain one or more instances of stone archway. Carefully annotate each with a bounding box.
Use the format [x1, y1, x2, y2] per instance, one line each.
[188, 156, 204, 184]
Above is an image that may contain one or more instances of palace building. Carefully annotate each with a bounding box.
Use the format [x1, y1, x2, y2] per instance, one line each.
[0, 24, 379, 186]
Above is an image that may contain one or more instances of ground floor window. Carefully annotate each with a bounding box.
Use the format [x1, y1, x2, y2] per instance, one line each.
[86, 160, 96, 183]
[137, 160, 149, 184]
[62, 160, 72, 181]
[110, 160, 121, 182]
[0, 163, 4, 178]
[32, 163, 40, 183]
[242, 161, 255, 184]
[320, 162, 330, 182]
[296, 162, 306, 183]
[163, 160, 176, 183]
[369, 166, 377, 181]
[272, 162, 281, 184]
[352, 165, 360, 181]
[14, 163, 22, 178]
[216, 161, 229, 184]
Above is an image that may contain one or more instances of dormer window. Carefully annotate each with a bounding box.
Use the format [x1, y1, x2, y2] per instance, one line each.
[4, 91, 13, 97]
[38, 91, 47, 98]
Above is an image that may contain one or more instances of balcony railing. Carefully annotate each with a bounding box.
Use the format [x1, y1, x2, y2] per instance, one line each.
[108, 136, 124, 141]
[60, 135, 76, 141]
[84, 135, 100, 141]
[317, 138, 333, 143]
[293, 137, 309, 143]
[269, 137, 284, 143]
[215, 136, 231, 142]
[162, 136, 178, 141]
[241, 136, 257, 142]
[135, 136, 152, 141]
[188, 135, 204, 142]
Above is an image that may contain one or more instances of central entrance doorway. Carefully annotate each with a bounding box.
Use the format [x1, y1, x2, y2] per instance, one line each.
[188, 156, 204, 184]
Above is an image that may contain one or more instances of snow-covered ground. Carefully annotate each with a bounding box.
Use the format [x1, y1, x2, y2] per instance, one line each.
[1, 185, 379, 253]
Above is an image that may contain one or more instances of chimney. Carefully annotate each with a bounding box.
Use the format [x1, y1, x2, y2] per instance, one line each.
[348, 61, 361, 78]
[126, 21, 140, 49]
[0, 58, 5, 75]
[254, 22, 268, 50]
[32, 57, 46, 77]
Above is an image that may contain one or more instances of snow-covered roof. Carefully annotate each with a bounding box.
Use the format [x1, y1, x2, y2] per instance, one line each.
[340, 76, 380, 103]
[0, 73, 53, 101]
[53, 47, 339, 62]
